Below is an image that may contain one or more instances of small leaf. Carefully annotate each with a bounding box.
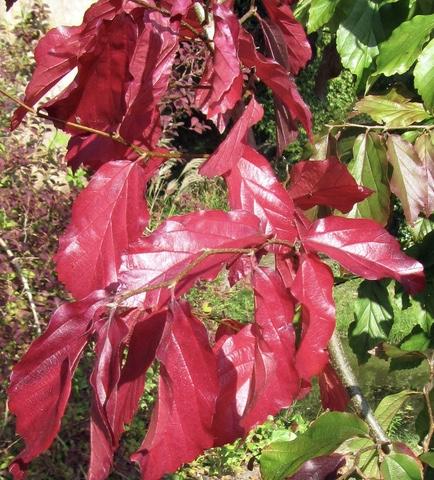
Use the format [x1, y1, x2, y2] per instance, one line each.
[420, 452, 434, 467]
[347, 132, 390, 225]
[414, 38, 434, 111]
[381, 452, 423, 480]
[373, 14, 434, 77]
[349, 280, 393, 362]
[260, 412, 369, 480]
[355, 91, 430, 127]
[387, 134, 429, 223]
[374, 391, 418, 432]
[307, 0, 340, 33]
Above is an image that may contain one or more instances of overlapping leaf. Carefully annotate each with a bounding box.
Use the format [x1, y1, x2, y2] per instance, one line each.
[287, 157, 371, 213]
[303, 216, 425, 294]
[55, 160, 149, 300]
[8, 291, 108, 479]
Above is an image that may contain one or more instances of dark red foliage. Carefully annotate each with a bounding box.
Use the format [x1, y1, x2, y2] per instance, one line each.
[7, 1, 426, 478]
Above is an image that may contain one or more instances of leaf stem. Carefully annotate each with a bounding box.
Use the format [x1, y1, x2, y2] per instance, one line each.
[326, 122, 434, 131]
[328, 331, 391, 452]
[422, 352, 434, 452]
[0, 87, 210, 160]
[240, 0, 257, 24]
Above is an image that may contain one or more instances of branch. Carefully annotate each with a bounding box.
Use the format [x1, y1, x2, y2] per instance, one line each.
[328, 331, 391, 451]
[0, 87, 210, 161]
[0, 237, 41, 334]
[423, 352, 434, 452]
[326, 122, 434, 131]
[240, 0, 257, 24]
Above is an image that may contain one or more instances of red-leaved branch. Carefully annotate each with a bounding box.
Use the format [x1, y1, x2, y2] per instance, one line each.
[5, 1, 425, 479]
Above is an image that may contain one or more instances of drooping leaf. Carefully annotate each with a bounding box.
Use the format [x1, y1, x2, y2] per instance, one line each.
[238, 29, 312, 138]
[414, 132, 434, 217]
[355, 91, 430, 127]
[200, 97, 264, 177]
[349, 280, 393, 362]
[291, 254, 336, 383]
[414, 38, 434, 111]
[289, 454, 346, 480]
[131, 300, 219, 480]
[381, 452, 423, 480]
[373, 14, 434, 78]
[11, 0, 123, 128]
[287, 157, 372, 213]
[260, 412, 369, 480]
[195, 2, 243, 126]
[262, 2, 312, 75]
[225, 145, 298, 242]
[118, 210, 267, 309]
[213, 268, 299, 444]
[386, 134, 428, 223]
[307, 0, 341, 33]
[374, 390, 418, 432]
[347, 132, 390, 225]
[55, 161, 149, 300]
[336, 0, 383, 85]
[303, 216, 425, 294]
[8, 292, 108, 479]
[44, 13, 137, 133]
[318, 363, 350, 412]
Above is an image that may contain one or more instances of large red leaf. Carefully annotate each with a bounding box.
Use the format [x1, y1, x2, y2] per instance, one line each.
[200, 96, 264, 177]
[8, 292, 108, 480]
[303, 216, 425, 294]
[263, 1, 312, 75]
[44, 13, 137, 133]
[11, 0, 122, 128]
[131, 300, 219, 480]
[213, 268, 299, 444]
[291, 254, 335, 384]
[118, 209, 267, 309]
[287, 158, 372, 213]
[238, 29, 312, 138]
[55, 160, 149, 300]
[195, 2, 243, 126]
[225, 145, 298, 242]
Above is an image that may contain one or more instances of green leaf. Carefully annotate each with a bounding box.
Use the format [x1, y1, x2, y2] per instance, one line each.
[373, 14, 434, 77]
[260, 412, 369, 480]
[336, 0, 383, 85]
[374, 391, 418, 432]
[339, 438, 381, 478]
[307, 0, 341, 32]
[349, 280, 393, 362]
[400, 330, 431, 351]
[414, 132, 434, 217]
[355, 91, 430, 127]
[414, 38, 434, 111]
[347, 132, 390, 225]
[420, 452, 434, 467]
[409, 217, 434, 242]
[386, 134, 428, 223]
[381, 452, 423, 480]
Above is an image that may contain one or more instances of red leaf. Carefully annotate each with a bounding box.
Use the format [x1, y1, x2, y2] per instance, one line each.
[44, 13, 137, 133]
[55, 160, 149, 300]
[239, 29, 312, 138]
[289, 454, 345, 480]
[225, 145, 298, 242]
[8, 292, 108, 479]
[131, 300, 219, 480]
[120, 11, 179, 147]
[195, 3, 243, 125]
[318, 363, 349, 412]
[118, 210, 267, 309]
[303, 216, 425, 294]
[170, 0, 194, 17]
[262, 2, 312, 75]
[291, 254, 335, 384]
[287, 158, 372, 213]
[11, 0, 122, 128]
[213, 268, 299, 444]
[200, 96, 264, 177]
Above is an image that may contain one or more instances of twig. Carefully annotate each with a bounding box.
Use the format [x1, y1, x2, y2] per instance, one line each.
[240, 0, 257, 24]
[0, 237, 41, 334]
[423, 352, 434, 452]
[326, 122, 434, 131]
[0, 87, 210, 161]
[328, 331, 391, 452]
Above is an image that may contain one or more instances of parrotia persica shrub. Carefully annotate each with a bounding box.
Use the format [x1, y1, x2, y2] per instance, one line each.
[3, 0, 430, 479]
